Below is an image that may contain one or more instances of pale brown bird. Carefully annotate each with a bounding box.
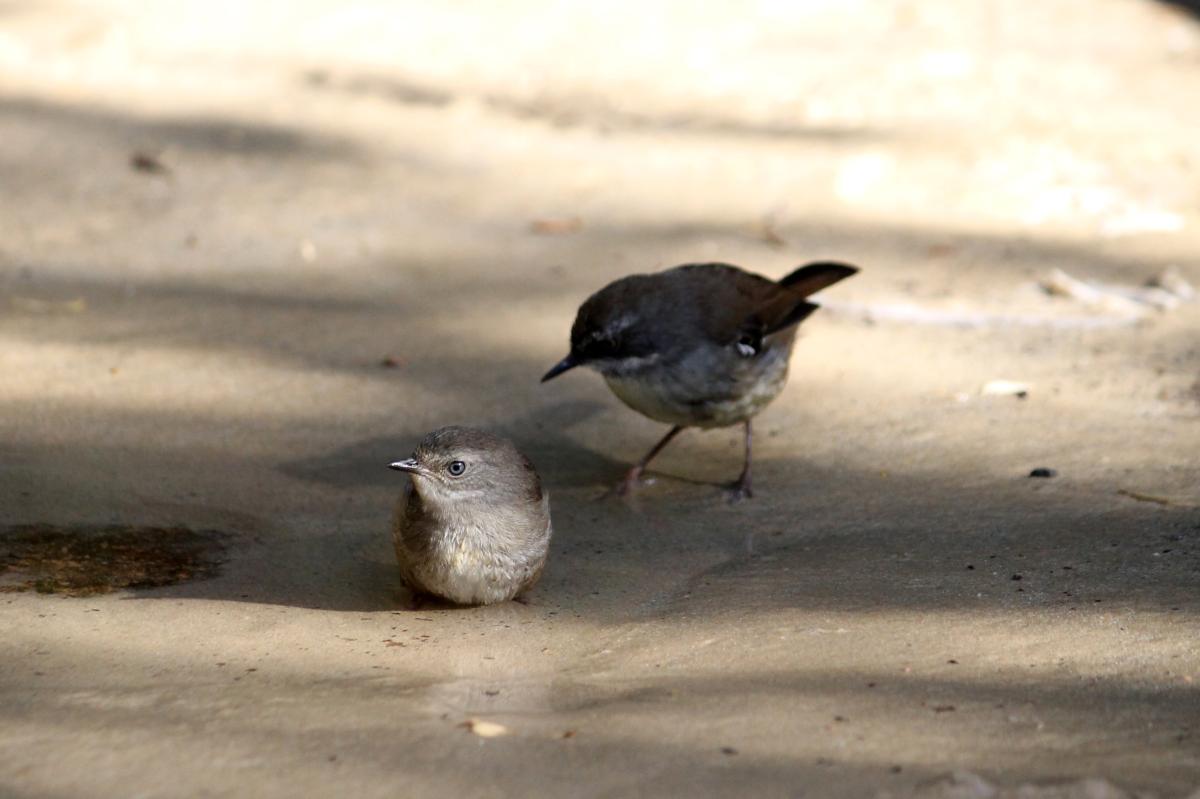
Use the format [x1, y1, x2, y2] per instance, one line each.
[388, 427, 551, 605]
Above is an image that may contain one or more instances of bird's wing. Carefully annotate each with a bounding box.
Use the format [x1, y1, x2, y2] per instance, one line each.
[668, 264, 783, 344]
[651, 262, 853, 352]
[755, 299, 821, 337]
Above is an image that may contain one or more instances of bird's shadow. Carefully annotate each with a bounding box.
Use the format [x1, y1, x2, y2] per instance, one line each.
[208, 399, 762, 611]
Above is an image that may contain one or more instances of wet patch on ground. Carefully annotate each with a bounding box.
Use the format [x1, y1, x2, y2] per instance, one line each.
[0, 524, 227, 596]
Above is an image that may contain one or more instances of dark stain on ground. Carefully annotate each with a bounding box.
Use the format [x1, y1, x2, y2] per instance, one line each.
[0, 524, 227, 596]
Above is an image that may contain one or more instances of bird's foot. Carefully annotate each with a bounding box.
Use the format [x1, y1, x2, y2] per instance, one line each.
[726, 476, 754, 503]
[615, 466, 654, 497]
[595, 471, 653, 503]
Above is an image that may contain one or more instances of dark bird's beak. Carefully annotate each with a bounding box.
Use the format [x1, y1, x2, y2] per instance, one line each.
[388, 458, 424, 474]
[540, 353, 579, 383]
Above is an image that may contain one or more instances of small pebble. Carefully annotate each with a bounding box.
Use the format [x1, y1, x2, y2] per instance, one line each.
[1029, 468, 1057, 478]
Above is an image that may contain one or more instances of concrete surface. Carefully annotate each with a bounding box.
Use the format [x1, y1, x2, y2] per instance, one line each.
[1, 1, 1198, 796]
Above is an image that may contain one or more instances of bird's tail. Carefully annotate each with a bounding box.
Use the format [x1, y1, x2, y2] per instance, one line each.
[745, 261, 858, 338]
[779, 261, 859, 297]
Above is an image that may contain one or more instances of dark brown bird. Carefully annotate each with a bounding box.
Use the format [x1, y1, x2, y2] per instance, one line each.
[388, 427, 551, 605]
[541, 261, 857, 499]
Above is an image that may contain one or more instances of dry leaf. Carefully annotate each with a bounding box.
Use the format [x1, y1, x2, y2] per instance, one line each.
[753, 217, 786, 248]
[460, 719, 507, 738]
[529, 217, 582, 235]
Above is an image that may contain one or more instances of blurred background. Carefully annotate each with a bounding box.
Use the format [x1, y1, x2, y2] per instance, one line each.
[1, 2, 1198, 797]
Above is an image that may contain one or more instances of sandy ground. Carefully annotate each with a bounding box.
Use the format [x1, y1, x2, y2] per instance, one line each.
[2, 1, 1199, 796]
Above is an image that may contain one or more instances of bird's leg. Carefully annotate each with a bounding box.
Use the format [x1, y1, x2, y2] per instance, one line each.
[728, 419, 754, 502]
[619, 425, 685, 495]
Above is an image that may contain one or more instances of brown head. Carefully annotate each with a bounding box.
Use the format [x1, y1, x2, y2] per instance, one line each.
[540, 261, 859, 382]
[388, 426, 543, 506]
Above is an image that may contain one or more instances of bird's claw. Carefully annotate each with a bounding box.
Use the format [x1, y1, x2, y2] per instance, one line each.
[617, 467, 654, 496]
[726, 479, 754, 503]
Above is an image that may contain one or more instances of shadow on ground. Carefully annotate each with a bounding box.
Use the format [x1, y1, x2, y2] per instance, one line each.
[0, 95, 359, 161]
[0, 648, 1195, 795]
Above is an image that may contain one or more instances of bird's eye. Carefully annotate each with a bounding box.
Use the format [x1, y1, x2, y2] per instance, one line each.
[447, 460, 467, 477]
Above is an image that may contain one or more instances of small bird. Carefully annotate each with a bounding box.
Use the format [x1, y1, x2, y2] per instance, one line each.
[388, 426, 552, 605]
[541, 261, 857, 499]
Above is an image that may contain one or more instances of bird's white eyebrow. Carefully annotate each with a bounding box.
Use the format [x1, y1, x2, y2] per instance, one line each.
[606, 314, 636, 335]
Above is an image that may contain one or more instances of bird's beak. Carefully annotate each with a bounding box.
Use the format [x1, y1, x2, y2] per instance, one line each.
[388, 458, 425, 475]
[541, 353, 579, 383]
